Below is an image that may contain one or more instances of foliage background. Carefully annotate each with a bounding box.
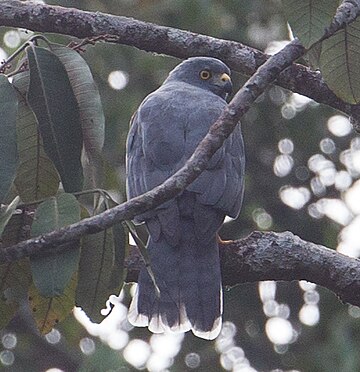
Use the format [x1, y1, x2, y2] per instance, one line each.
[1, 0, 359, 371]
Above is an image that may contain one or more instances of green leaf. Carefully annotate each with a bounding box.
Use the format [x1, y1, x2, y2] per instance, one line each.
[108, 222, 128, 290]
[29, 273, 77, 334]
[106, 198, 127, 291]
[12, 71, 60, 202]
[0, 75, 19, 202]
[0, 292, 18, 330]
[30, 193, 81, 297]
[0, 196, 20, 237]
[76, 203, 115, 323]
[319, 19, 360, 104]
[26, 45, 84, 193]
[283, 0, 338, 48]
[50, 44, 105, 188]
[49, 44, 105, 161]
[305, 42, 322, 70]
[0, 260, 32, 330]
[1, 209, 26, 246]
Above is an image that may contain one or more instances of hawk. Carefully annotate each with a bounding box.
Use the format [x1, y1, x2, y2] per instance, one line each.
[126, 57, 245, 339]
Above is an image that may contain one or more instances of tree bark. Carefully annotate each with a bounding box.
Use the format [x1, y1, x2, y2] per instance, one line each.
[1, 0, 360, 122]
[125, 231, 360, 308]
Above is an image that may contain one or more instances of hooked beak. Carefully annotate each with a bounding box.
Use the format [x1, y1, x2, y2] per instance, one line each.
[220, 73, 233, 95]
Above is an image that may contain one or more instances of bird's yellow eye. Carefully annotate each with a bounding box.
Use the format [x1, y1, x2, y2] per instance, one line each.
[200, 70, 211, 80]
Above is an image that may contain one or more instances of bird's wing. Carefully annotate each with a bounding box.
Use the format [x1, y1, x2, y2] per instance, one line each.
[214, 124, 245, 218]
[126, 83, 245, 224]
[126, 87, 187, 198]
[126, 86, 189, 238]
[185, 109, 245, 219]
[126, 110, 144, 201]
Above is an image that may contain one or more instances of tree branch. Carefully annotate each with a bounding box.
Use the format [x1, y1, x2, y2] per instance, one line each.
[125, 231, 360, 307]
[1, 0, 360, 121]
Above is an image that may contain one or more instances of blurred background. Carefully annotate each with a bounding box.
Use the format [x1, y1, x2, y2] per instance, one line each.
[1, 0, 360, 371]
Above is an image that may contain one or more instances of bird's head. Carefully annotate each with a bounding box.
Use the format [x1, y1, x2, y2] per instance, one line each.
[165, 57, 233, 100]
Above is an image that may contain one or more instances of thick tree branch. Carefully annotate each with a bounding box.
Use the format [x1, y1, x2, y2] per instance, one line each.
[1, 1, 360, 121]
[125, 231, 360, 307]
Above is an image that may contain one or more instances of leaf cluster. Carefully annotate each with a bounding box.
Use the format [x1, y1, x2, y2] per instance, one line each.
[0, 37, 127, 334]
[284, 0, 360, 104]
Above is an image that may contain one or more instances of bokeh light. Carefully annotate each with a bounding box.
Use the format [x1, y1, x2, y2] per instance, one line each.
[278, 138, 294, 154]
[337, 216, 360, 257]
[185, 352, 201, 369]
[299, 304, 320, 326]
[3, 30, 21, 48]
[280, 92, 314, 120]
[265, 317, 293, 345]
[1, 333, 17, 349]
[216, 322, 256, 371]
[108, 70, 129, 90]
[0, 350, 15, 366]
[317, 198, 352, 225]
[150, 333, 183, 359]
[335, 170, 352, 191]
[348, 305, 360, 318]
[74, 293, 130, 351]
[299, 281, 317, 291]
[259, 281, 276, 303]
[320, 138, 336, 154]
[327, 115, 352, 137]
[123, 339, 151, 369]
[307, 202, 323, 219]
[146, 333, 184, 371]
[303, 290, 320, 305]
[274, 154, 294, 177]
[279, 186, 310, 209]
[298, 282, 320, 326]
[106, 330, 129, 350]
[79, 337, 96, 355]
[220, 346, 246, 370]
[45, 328, 61, 344]
[252, 208, 273, 229]
[269, 86, 287, 105]
[310, 177, 326, 196]
[281, 104, 296, 119]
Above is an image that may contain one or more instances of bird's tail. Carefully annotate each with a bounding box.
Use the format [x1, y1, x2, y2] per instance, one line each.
[128, 219, 222, 340]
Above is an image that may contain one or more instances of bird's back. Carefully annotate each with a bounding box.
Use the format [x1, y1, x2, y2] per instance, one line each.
[126, 57, 245, 339]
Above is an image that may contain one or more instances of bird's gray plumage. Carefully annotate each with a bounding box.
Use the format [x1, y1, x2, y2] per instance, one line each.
[126, 57, 245, 339]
